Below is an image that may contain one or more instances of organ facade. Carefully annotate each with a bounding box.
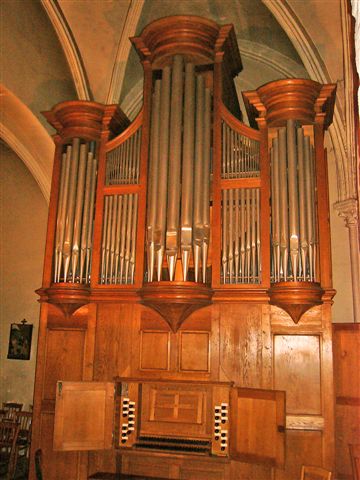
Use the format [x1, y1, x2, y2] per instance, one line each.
[31, 16, 337, 480]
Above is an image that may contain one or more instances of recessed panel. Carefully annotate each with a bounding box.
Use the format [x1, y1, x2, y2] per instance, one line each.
[180, 331, 210, 372]
[140, 331, 170, 370]
[274, 335, 321, 415]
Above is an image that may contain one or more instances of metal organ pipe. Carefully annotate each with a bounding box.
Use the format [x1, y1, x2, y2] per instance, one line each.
[181, 63, 195, 281]
[166, 55, 184, 281]
[53, 139, 98, 284]
[202, 87, 211, 283]
[270, 123, 318, 283]
[193, 74, 205, 283]
[157, 66, 171, 281]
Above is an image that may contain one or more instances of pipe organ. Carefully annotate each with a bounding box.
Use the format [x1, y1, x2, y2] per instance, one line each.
[32, 16, 337, 480]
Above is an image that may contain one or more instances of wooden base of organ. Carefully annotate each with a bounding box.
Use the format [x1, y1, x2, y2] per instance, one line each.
[30, 15, 337, 480]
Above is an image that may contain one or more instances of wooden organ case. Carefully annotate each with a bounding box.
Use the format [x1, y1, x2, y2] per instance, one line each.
[32, 16, 337, 480]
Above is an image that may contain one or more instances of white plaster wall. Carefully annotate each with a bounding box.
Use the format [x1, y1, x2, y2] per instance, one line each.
[0, 142, 48, 409]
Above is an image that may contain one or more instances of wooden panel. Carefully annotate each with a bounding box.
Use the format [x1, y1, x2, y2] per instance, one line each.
[179, 460, 228, 479]
[274, 431, 323, 480]
[219, 304, 264, 387]
[230, 461, 271, 480]
[333, 325, 360, 480]
[179, 331, 210, 372]
[40, 412, 80, 480]
[333, 325, 360, 399]
[94, 303, 135, 380]
[122, 453, 173, 478]
[274, 335, 321, 415]
[230, 387, 285, 467]
[140, 383, 211, 439]
[53, 381, 114, 451]
[140, 331, 170, 370]
[335, 404, 360, 478]
[43, 329, 85, 400]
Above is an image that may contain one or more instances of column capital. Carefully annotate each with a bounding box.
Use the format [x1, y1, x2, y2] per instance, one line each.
[334, 198, 359, 227]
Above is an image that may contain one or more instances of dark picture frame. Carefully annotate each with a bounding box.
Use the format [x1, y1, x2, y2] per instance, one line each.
[7, 322, 33, 360]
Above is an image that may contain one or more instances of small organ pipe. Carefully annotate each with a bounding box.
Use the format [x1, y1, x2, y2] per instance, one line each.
[256, 188, 261, 280]
[222, 189, 228, 282]
[272, 138, 281, 282]
[228, 189, 234, 283]
[240, 189, 245, 282]
[251, 188, 256, 282]
[114, 195, 123, 283]
[286, 119, 300, 280]
[119, 194, 128, 283]
[234, 188, 240, 282]
[166, 55, 184, 280]
[130, 194, 138, 283]
[156, 66, 171, 281]
[124, 194, 133, 283]
[181, 63, 195, 281]
[109, 195, 118, 283]
[245, 189, 251, 281]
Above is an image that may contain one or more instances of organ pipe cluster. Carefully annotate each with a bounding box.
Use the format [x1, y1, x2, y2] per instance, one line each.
[270, 119, 318, 282]
[146, 55, 212, 283]
[221, 188, 261, 284]
[105, 128, 142, 185]
[221, 122, 260, 178]
[100, 194, 138, 284]
[54, 139, 97, 284]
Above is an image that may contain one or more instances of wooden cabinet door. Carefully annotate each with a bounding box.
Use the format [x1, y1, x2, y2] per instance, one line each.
[53, 381, 115, 451]
[230, 387, 285, 467]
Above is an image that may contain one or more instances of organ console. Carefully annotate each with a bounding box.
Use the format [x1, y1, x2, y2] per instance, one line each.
[32, 15, 337, 480]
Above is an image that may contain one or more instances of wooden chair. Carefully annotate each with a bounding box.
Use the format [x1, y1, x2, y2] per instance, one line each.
[2, 403, 23, 420]
[300, 465, 332, 480]
[349, 444, 360, 480]
[15, 411, 32, 475]
[35, 448, 43, 480]
[0, 420, 20, 480]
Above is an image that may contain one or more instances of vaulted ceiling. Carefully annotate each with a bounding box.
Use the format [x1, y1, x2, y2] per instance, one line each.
[0, 0, 357, 205]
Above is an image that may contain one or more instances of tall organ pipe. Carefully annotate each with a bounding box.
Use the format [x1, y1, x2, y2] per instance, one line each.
[156, 66, 171, 281]
[71, 143, 88, 282]
[193, 75, 205, 282]
[286, 119, 299, 280]
[304, 136, 315, 281]
[63, 138, 80, 282]
[147, 80, 161, 282]
[202, 87, 211, 283]
[181, 63, 195, 281]
[166, 55, 184, 280]
[297, 128, 308, 280]
[54, 146, 71, 282]
[278, 128, 289, 281]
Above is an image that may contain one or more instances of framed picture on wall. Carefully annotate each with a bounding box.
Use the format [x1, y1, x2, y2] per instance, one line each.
[7, 321, 33, 360]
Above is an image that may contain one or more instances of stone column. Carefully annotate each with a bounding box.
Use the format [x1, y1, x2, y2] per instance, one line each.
[335, 198, 360, 322]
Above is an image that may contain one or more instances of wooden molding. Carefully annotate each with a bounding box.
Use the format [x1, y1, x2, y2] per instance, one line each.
[36, 283, 91, 318]
[131, 15, 242, 74]
[268, 282, 324, 324]
[42, 101, 129, 142]
[138, 282, 213, 332]
[243, 79, 336, 129]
